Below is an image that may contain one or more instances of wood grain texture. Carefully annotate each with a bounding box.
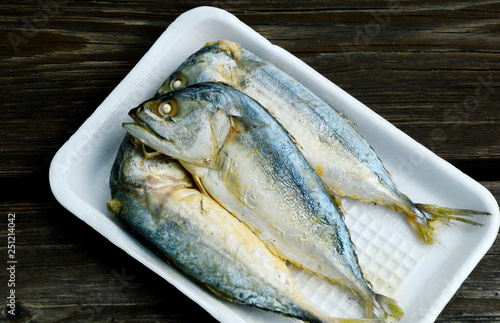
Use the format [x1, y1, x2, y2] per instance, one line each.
[0, 1, 499, 322]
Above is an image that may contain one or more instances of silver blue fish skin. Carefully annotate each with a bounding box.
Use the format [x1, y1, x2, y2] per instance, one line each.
[107, 134, 349, 323]
[124, 83, 402, 320]
[156, 40, 486, 245]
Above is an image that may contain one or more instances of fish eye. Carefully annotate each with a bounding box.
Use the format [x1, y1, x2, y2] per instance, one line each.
[158, 102, 171, 115]
[169, 75, 187, 90]
[158, 100, 178, 118]
[171, 79, 183, 89]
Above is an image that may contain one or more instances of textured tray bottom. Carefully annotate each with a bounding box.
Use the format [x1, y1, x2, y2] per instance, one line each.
[288, 196, 430, 320]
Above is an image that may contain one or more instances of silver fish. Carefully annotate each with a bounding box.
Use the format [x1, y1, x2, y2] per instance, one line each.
[123, 83, 403, 320]
[156, 39, 487, 245]
[107, 134, 360, 323]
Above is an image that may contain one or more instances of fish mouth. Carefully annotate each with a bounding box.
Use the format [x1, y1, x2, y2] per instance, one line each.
[123, 107, 172, 157]
[127, 107, 142, 125]
[127, 107, 155, 133]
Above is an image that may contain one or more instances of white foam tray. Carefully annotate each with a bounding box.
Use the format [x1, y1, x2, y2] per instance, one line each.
[49, 6, 499, 323]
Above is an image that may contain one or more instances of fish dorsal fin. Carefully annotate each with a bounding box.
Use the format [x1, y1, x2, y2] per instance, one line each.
[230, 115, 269, 133]
[237, 59, 265, 73]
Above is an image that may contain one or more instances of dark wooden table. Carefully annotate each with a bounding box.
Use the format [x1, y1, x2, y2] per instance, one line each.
[1, 1, 499, 322]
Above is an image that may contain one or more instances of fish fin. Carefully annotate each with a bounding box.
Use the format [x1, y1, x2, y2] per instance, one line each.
[192, 175, 211, 198]
[106, 199, 122, 215]
[141, 142, 163, 159]
[205, 109, 231, 170]
[204, 39, 242, 61]
[230, 115, 269, 133]
[417, 203, 490, 221]
[408, 204, 489, 245]
[238, 58, 266, 73]
[365, 294, 403, 321]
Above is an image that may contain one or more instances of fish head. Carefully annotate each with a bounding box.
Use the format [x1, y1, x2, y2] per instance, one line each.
[116, 134, 192, 191]
[124, 84, 233, 167]
[157, 44, 240, 95]
[108, 133, 195, 216]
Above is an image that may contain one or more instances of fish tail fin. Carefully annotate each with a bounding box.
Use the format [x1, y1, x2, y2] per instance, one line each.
[407, 203, 489, 245]
[364, 294, 403, 321]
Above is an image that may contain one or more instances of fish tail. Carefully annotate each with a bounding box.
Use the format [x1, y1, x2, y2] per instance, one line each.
[364, 294, 403, 321]
[407, 203, 489, 245]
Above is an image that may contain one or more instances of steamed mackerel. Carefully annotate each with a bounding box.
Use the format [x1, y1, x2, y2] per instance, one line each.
[157, 39, 487, 245]
[107, 134, 355, 323]
[124, 82, 402, 320]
